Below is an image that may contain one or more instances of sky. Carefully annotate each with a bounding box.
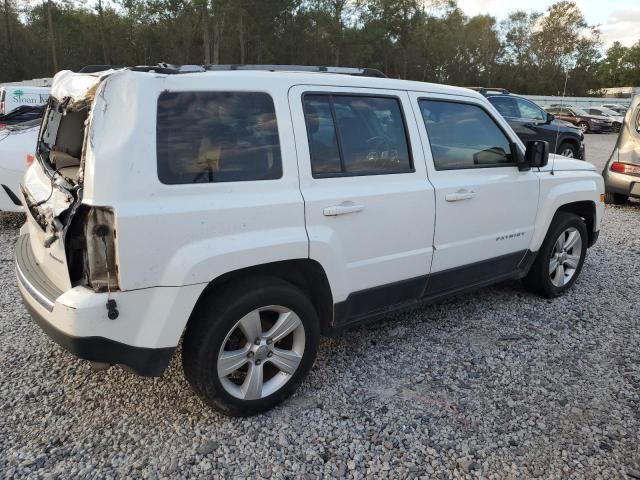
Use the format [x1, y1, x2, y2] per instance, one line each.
[455, 0, 640, 49]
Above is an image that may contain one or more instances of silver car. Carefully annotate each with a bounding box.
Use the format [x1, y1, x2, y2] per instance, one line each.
[603, 95, 640, 204]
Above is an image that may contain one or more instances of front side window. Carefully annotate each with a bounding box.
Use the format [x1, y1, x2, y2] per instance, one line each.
[516, 98, 546, 121]
[303, 94, 412, 177]
[419, 100, 514, 170]
[157, 91, 282, 184]
[636, 109, 640, 133]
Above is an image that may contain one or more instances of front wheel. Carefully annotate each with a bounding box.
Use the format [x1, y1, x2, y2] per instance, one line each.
[578, 121, 589, 134]
[182, 277, 320, 416]
[557, 142, 577, 158]
[523, 212, 587, 298]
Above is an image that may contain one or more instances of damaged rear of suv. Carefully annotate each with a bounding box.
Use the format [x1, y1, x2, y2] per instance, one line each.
[16, 69, 177, 376]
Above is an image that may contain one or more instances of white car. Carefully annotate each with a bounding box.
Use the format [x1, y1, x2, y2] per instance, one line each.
[0, 86, 50, 114]
[0, 120, 39, 212]
[16, 66, 605, 416]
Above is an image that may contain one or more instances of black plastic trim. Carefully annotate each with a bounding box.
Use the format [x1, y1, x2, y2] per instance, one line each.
[1, 184, 22, 206]
[332, 250, 536, 331]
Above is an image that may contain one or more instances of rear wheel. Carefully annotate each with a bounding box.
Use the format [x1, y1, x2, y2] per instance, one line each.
[523, 212, 587, 298]
[557, 142, 577, 158]
[578, 121, 589, 134]
[605, 192, 628, 205]
[182, 277, 320, 416]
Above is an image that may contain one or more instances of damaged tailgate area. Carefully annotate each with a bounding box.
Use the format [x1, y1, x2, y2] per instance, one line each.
[23, 70, 119, 294]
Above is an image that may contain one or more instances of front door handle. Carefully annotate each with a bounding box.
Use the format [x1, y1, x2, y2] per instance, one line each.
[323, 202, 364, 216]
[445, 190, 476, 202]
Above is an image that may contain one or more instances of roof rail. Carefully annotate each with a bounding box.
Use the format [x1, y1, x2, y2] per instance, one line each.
[204, 64, 387, 78]
[468, 87, 511, 96]
[127, 63, 387, 78]
[77, 65, 116, 73]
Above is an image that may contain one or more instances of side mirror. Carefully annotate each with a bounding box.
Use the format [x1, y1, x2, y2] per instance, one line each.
[546, 113, 555, 124]
[525, 140, 549, 168]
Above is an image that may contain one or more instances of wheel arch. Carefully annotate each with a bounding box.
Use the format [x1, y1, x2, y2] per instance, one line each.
[531, 176, 603, 252]
[557, 200, 597, 246]
[186, 259, 335, 336]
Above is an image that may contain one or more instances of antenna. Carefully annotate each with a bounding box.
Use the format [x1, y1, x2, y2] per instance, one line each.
[552, 69, 570, 175]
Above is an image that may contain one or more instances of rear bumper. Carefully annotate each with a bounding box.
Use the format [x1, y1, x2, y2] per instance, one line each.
[14, 233, 202, 376]
[604, 170, 640, 199]
[20, 297, 174, 376]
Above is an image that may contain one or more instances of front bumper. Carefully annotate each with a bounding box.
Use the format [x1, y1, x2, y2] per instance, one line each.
[590, 123, 614, 133]
[14, 233, 193, 376]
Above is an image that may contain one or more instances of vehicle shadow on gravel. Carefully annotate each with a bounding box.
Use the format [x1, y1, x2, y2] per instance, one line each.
[1, 207, 639, 478]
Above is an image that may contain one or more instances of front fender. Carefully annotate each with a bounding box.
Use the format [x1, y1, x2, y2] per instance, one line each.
[530, 171, 604, 252]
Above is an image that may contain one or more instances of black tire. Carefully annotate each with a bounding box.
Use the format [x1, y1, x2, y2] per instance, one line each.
[578, 121, 589, 134]
[182, 276, 320, 416]
[557, 141, 578, 158]
[605, 192, 628, 205]
[523, 212, 588, 298]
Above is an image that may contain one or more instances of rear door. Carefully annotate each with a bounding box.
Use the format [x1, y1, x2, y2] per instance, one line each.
[409, 92, 539, 296]
[289, 85, 435, 322]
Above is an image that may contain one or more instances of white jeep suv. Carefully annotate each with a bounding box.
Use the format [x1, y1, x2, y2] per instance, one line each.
[16, 65, 604, 416]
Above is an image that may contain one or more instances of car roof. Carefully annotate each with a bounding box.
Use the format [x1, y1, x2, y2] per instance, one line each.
[153, 70, 483, 97]
[54, 68, 485, 103]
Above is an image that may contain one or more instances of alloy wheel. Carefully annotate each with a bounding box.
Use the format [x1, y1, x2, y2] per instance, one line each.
[549, 227, 582, 287]
[217, 305, 306, 400]
[560, 148, 575, 158]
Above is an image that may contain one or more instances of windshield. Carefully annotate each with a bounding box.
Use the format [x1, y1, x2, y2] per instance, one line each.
[573, 108, 590, 116]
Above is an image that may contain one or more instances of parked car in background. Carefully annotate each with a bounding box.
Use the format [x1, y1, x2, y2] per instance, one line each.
[601, 104, 629, 116]
[603, 96, 640, 204]
[0, 105, 44, 128]
[17, 66, 604, 416]
[472, 89, 585, 159]
[583, 106, 624, 132]
[545, 106, 613, 134]
[0, 86, 49, 115]
[0, 119, 39, 212]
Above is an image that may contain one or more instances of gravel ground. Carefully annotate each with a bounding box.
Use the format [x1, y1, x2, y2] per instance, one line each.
[1, 134, 639, 479]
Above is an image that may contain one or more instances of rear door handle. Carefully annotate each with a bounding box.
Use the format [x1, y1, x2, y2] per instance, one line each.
[323, 202, 364, 216]
[445, 190, 476, 202]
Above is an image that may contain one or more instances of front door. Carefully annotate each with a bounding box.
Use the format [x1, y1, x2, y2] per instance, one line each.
[409, 92, 539, 296]
[289, 86, 435, 323]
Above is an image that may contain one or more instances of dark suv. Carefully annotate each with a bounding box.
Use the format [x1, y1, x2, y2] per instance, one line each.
[545, 106, 613, 134]
[472, 89, 585, 159]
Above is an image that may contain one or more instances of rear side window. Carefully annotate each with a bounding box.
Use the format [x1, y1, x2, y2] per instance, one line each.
[419, 100, 514, 170]
[488, 96, 518, 118]
[157, 91, 282, 184]
[303, 94, 412, 177]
